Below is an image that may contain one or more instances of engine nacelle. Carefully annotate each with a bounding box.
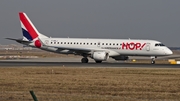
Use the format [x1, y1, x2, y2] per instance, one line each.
[112, 56, 129, 60]
[92, 52, 109, 61]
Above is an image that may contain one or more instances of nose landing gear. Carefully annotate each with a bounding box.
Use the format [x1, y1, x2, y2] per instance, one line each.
[151, 58, 155, 64]
[151, 56, 157, 64]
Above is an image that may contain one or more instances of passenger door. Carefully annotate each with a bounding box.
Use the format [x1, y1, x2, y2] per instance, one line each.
[146, 43, 150, 51]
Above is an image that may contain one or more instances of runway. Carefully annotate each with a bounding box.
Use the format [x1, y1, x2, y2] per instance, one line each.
[0, 61, 180, 68]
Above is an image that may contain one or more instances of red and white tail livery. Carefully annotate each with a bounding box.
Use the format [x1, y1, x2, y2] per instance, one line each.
[19, 12, 39, 41]
[6, 12, 173, 64]
[19, 12, 48, 48]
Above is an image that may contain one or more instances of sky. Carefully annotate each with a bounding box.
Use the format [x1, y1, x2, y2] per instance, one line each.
[0, 0, 180, 47]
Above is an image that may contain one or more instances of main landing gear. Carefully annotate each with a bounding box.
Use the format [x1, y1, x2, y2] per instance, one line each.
[95, 60, 102, 63]
[151, 56, 157, 64]
[81, 57, 102, 63]
[81, 57, 89, 63]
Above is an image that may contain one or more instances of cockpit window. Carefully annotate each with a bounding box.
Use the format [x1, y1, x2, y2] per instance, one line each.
[159, 43, 165, 46]
[155, 43, 165, 47]
[155, 44, 159, 46]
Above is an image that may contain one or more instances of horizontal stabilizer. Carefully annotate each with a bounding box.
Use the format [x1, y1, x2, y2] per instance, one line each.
[5, 38, 32, 43]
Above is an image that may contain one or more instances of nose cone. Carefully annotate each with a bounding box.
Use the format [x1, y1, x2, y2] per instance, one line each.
[165, 48, 173, 55]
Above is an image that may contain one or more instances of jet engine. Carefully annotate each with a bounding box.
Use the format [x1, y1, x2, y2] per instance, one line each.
[92, 52, 109, 61]
[112, 56, 129, 60]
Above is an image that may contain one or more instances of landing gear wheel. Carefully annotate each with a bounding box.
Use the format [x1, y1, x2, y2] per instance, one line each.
[81, 58, 88, 63]
[95, 61, 102, 63]
[151, 58, 155, 64]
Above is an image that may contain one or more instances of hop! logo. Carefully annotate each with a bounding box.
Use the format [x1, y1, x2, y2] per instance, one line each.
[122, 42, 146, 50]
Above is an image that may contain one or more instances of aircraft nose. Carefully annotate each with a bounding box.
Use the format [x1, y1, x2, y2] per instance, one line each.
[165, 48, 173, 55]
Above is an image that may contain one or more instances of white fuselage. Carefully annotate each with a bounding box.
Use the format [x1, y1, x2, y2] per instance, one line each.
[7, 12, 173, 64]
[27, 38, 172, 57]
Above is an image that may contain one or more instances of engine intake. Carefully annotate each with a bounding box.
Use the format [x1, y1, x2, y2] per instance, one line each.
[92, 52, 109, 61]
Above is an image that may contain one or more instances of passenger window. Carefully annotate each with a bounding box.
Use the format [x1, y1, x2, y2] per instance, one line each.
[94, 43, 96, 45]
[102, 43, 104, 45]
[106, 43, 108, 45]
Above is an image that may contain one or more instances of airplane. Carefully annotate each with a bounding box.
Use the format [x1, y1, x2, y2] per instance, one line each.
[6, 12, 173, 64]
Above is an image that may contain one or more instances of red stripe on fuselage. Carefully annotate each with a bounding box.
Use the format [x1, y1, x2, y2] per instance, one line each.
[19, 12, 38, 40]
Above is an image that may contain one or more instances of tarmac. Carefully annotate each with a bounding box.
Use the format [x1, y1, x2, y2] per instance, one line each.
[0, 57, 180, 68]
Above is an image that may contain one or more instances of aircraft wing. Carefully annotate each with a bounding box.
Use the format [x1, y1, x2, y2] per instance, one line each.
[54, 46, 106, 54]
[39, 38, 108, 54]
[42, 45, 108, 55]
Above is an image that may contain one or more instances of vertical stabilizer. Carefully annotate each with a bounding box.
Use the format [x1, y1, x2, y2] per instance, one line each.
[19, 12, 48, 41]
